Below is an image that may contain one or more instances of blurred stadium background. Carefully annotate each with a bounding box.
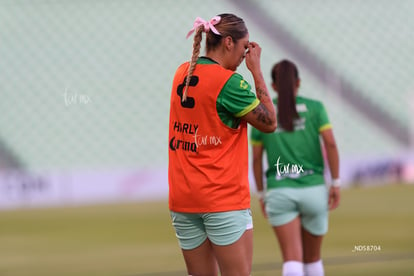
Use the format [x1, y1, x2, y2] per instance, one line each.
[0, 0, 413, 275]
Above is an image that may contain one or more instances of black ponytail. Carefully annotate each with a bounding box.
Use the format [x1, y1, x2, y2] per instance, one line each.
[271, 60, 299, 132]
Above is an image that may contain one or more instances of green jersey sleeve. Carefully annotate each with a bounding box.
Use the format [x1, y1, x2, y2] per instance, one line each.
[317, 102, 332, 132]
[216, 73, 260, 128]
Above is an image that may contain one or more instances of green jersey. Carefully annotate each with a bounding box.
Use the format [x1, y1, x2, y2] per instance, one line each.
[197, 57, 260, 128]
[250, 96, 332, 189]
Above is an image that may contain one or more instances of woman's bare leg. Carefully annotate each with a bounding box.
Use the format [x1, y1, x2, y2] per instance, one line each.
[182, 239, 218, 276]
[273, 216, 303, 262]
[211, 229, 253, 276]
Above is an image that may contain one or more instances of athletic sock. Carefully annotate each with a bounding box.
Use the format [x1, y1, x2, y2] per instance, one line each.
[282, 261, 304, 276]
[304, 260, 324, 276]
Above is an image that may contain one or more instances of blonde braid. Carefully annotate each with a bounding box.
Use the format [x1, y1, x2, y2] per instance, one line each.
[183, 27, 203, 102]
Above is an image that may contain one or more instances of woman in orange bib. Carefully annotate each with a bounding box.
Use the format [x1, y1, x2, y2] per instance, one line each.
[168, 13, 277, 275]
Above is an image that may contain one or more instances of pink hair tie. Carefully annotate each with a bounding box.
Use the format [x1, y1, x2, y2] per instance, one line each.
[186, 16, 221, 38]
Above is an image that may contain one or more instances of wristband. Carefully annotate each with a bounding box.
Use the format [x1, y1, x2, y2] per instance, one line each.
[332, 178, 341, 187]
[257, 191, 265, 200]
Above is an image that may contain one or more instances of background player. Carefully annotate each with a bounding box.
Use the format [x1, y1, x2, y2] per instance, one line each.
[251, 59, 340, 276]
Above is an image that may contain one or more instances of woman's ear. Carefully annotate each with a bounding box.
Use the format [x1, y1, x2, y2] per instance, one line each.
[224, 36, 234, 51]
[271, 82, 278, 92]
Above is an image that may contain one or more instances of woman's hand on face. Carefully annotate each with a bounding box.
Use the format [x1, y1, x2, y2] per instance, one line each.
[245, 42, 262, 74]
